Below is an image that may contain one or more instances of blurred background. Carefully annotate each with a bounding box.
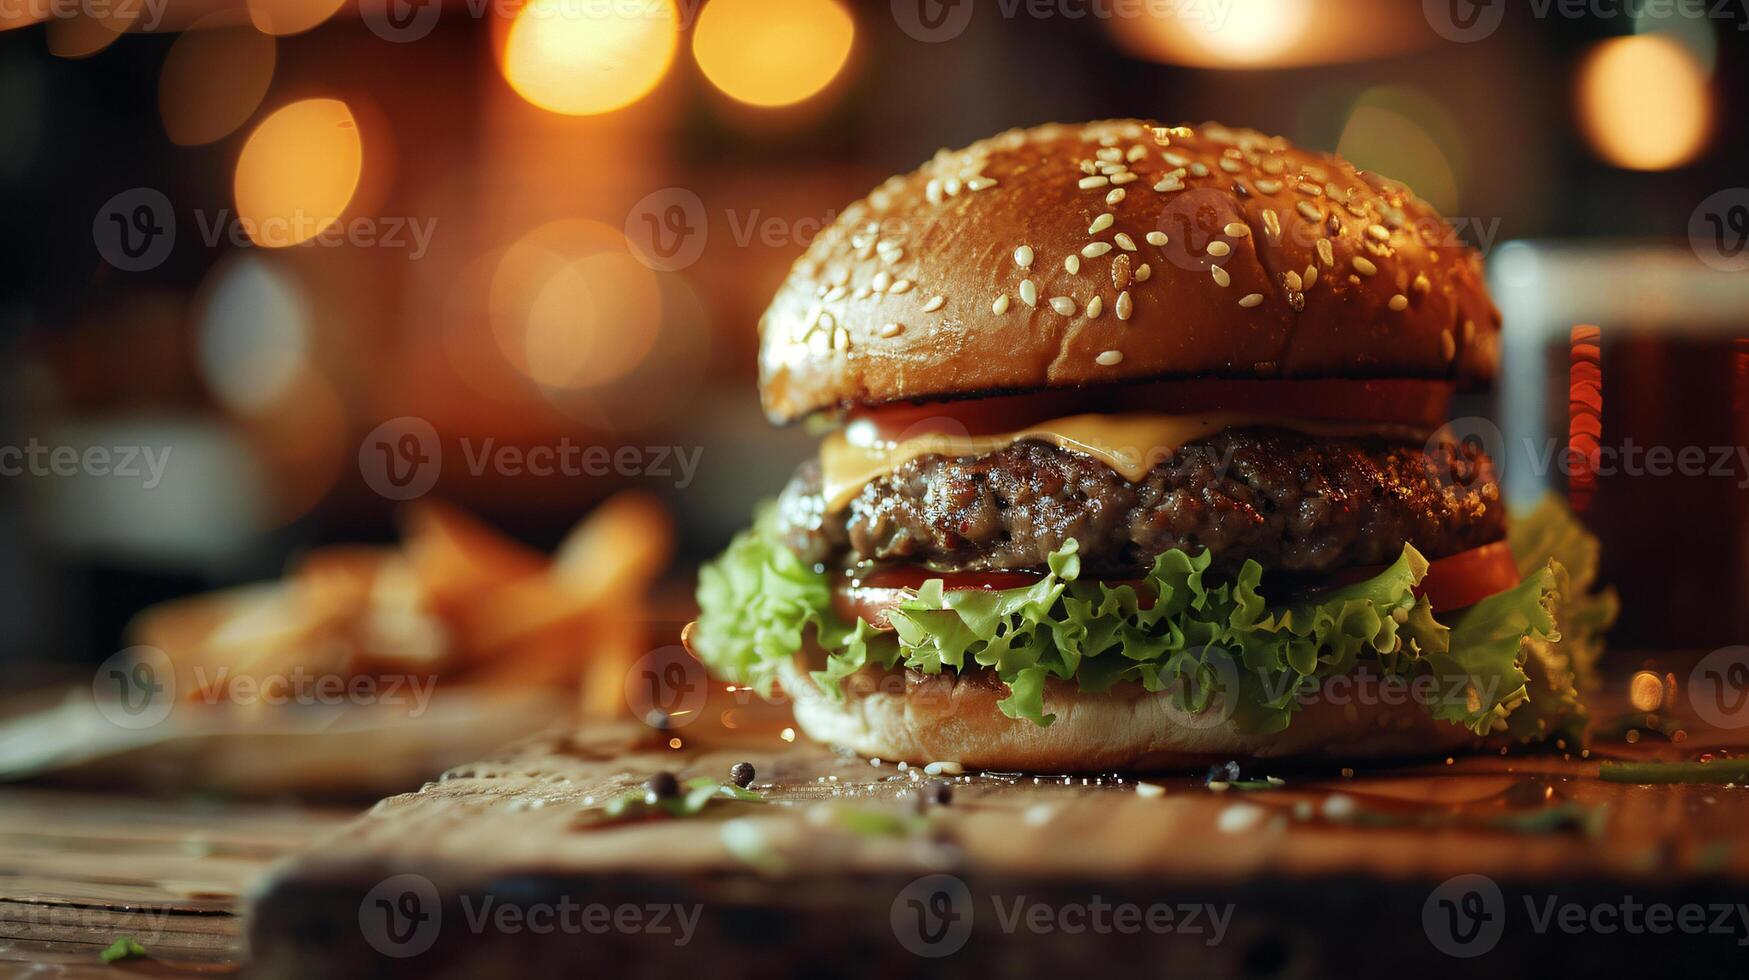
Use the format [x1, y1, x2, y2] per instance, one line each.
[1, 0, 1746, 675]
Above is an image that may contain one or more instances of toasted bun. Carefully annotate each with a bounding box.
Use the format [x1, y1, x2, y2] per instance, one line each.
[758, 120, 1500, 424]
[777, 661, 1483, 772]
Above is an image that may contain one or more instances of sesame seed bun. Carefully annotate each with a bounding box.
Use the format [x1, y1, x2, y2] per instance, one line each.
[758, 120, 1500, 425]
[777, 660, 1485, 773]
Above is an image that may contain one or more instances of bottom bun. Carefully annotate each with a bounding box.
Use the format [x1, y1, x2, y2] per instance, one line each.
[777, 660, 1485, 772]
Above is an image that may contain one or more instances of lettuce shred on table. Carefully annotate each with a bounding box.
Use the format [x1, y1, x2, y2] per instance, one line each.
[693, 497, 1615, 741]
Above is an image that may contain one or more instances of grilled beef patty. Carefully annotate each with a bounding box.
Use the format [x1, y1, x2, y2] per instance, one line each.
[775, 428, 1504, 577]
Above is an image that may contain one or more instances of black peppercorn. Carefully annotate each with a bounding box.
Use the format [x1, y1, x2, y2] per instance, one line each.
[645, 771, 679, 803]
[729, 761, 756, 789]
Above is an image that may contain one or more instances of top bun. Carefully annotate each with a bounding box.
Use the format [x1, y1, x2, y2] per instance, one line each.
[757, 120, 1501, 424]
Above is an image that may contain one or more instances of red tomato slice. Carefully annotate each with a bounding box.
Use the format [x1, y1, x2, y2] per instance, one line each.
[850, 379, 1454, 441]
[1294, 541, 1522, 612]
[834, 542, 1520, 630]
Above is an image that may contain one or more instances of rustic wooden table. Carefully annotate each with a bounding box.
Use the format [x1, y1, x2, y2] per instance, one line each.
[6, 652, 1749, 978]
[0, 790, 354, 977]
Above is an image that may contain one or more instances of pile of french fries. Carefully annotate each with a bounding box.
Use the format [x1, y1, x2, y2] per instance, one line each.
[126, 492, 674, 718]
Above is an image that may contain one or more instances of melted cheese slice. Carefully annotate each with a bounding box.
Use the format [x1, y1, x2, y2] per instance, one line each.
[820, 412, 1419, 512]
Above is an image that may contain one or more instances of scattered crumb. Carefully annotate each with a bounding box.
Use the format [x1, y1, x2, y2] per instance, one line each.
[1134, 782, 1165, 799]
[1216, 803, 1265, 834]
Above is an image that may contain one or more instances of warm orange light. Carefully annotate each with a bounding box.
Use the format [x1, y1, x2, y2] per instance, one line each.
[488, 221, 663, 391]
[234, 98, 363, 248]
[159, 19, 276, 146]
[692, 0, 853, 108]
[501, 0, 678, 116]
[1577, 35, 1711, 171]
[44, 10, 130, 59]
[246, 0, 347, 36]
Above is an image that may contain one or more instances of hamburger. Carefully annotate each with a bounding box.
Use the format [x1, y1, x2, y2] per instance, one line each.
[689, 120, 1615, 771]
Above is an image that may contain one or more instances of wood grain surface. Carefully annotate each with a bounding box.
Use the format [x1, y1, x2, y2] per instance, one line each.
[248, 651, 1749, 979]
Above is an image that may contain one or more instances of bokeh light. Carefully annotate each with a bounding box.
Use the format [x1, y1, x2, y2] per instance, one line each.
[159, 17, 277, 146]
[246, 0, 347, 36]
[197, 256, 312, 415]
[234, 98, 363, 248]
[501, 0, 679, 116]
[692, 0, 854, 108]
[1634, 8, 1718, 74]
[488, 220, 663, 391]
[1577, 35, 1711, 171]
[1336, 87, 1463, 216]
[43, 8, 131, 59]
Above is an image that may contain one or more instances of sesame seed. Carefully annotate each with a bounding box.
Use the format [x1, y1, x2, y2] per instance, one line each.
[1224, 222, 1251, 238]
[1049, 296, 1076, 316]
[1116, 291, 1133, 320]
[1239, 293, 1264, 308]
[1368, 224, 1391, 242]
[1082, 242, 1113, 258]
[1463, 319, 1476, 342]
[1086, 296, 1103, 318]
[1112, 254, 1132, 290]
[1146, 231, 1168, 246]
[825, 284, 846, 302]
[923, 295, 946, 313]
[1207, 241, 1232, 257]
[1413, 273, 1431, 294]
[1352, 256, 1378, 276]
[1211, 266, 1231, 288]
[1163, 151, 1188, 167]
[1284, 270, 1303, 291]
[1388, 294, 1408, 312]
[1296, 201, 1321, 222]
[1441, 329, 1457, 362]
[1114, 233, 1137, 252]
[1126, 144, 1147, 163]
[1110, 172, 1138, 185]
[889, 279, 913, 294]
[1218, 158, 1242, 173]
[1262, 209, 1281, 241]
[1096, 350, 1124, 367]
[1256, 179, 1283, 194]
[852, 286, 872, 301]
[1089, 213, 1114, 235]
[1316, 239, 1335, 267]
[879, 322, 903, 337]
[832, 327, 849, 351]
[880, 245, 903, 264]
[872, 271, 891, 292]
[820, 312, 835, 329]
[1189, 162, 1210, 177]
[1020, 279, 1038, 307]
[1106, 188, 1126, 205]
[1065, 255, 1080, 274]
[1014, 245, 1034, 269]
[1078, 176, 1110, 190]
[1153, 178, 1184, 193]
[965, 176, 997, 191]
[925, 179, 943, 204]
[1304, 264, 1318, 288]
[992, 294, 1010, 315]
[1134, 263, 1151, 282]
[1296, 182, 1323, 197]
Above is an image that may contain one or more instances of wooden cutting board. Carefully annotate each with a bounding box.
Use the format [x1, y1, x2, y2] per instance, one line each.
[248, 652, 1749, 979]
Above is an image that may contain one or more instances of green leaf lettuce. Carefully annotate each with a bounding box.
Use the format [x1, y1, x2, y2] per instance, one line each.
[692, 497, 1614, 741]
